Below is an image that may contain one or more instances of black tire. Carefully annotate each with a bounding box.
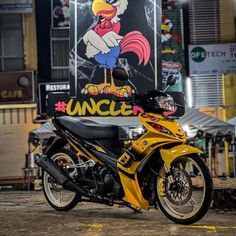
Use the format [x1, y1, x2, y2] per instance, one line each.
[42, 149, 81, 211]
[156, 155, 213, 224]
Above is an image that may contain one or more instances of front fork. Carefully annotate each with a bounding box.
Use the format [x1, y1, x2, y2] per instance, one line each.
[157, 144, 203, 197]
[157, 163, 175, 198]
[150, 163, 168, 200]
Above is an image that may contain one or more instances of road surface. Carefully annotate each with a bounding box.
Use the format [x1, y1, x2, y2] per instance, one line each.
[0, 191, 236, 236]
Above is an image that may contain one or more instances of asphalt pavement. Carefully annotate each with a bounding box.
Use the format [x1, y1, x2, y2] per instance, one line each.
[0, 191, 236, 236]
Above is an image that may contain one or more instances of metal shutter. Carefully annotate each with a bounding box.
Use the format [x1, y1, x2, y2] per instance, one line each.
[189, 0, 221, 44]
[191, 75, 223, 108]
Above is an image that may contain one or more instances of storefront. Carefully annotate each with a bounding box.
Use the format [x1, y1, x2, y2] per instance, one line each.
[0, 0, 38, 184]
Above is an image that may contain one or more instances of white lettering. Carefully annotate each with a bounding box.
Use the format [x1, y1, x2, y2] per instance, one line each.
[45, 84, 70, 92]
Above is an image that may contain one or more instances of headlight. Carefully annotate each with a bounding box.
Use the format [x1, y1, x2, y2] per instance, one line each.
[125, 125, 146, 140]
[155, 96, 175, 111]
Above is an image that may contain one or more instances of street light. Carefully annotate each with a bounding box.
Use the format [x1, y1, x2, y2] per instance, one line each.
[185, 77, 193, 108]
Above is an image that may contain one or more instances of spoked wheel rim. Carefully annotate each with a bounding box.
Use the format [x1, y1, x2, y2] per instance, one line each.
[157, 157, 207, 220]
[43, 152, 78, 208]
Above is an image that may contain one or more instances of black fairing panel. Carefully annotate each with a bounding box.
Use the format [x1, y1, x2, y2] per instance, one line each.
[95, 140, 125, 157]
[44, 136, 67, 155]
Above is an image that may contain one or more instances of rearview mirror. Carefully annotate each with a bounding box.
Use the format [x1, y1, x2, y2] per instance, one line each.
[112, 67, 129, 81]
[166, 75, 177, 86]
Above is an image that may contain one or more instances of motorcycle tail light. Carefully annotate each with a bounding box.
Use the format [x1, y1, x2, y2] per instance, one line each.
[148, 122, 175, 137]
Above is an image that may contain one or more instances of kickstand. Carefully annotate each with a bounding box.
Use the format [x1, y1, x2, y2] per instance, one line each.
[133, 208, 142, 214]
[127, 204, 142, 214]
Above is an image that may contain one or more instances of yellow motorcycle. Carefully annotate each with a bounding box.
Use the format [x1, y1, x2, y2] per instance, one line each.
[36, 69, 213, 224]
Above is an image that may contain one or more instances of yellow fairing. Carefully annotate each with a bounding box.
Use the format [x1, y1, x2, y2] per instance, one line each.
[117, 113, 202, 210]
[160, 144, 203, 169]
[118, 152, 151, 210]
[119, 171, 149, 210]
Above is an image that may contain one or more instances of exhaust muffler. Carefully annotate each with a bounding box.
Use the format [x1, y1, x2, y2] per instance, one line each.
[35, 155, 90, 197]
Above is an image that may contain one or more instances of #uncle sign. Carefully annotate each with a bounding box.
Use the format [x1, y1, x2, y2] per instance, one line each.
[68, 0, 162, 116]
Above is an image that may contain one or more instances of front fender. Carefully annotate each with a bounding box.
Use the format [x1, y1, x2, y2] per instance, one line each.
[160, 144, 203, 169]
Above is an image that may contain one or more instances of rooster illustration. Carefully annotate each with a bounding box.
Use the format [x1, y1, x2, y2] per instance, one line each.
[82, 0, 150, 97]
[161, 15, 173, 45]
[53, 0, 70, 27]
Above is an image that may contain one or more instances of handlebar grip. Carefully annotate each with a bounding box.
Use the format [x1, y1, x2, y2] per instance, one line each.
[112, 96, 133, 102]
[113, 98, 127, 102]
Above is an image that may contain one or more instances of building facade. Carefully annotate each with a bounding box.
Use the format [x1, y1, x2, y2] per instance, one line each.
[0, 0, 39, 183]
[187, 0, 236, 121]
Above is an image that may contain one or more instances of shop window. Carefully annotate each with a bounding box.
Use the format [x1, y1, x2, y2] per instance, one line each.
[0, 14, 24, 72]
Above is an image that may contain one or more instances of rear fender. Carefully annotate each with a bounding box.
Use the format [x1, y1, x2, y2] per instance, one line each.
[160, 144, 203, 169]
[44, 136, 68, 155]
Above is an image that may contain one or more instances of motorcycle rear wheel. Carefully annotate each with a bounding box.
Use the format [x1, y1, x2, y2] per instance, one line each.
[156, 155, 213, 224]
[42, 149, 81, 211]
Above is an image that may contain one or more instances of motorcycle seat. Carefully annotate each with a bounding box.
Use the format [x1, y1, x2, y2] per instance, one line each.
[57, 116, 120, 140]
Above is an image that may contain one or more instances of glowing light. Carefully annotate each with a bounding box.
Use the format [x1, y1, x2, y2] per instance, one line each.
[185, 77, 193, 108]
[182, 125, 190, 135]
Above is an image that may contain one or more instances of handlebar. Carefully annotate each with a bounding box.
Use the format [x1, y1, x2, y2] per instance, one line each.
[175, 103, 184, 108]
[112, 92, 185, 111]
[113, 97, 131, 102]
[112, 94, 136, 103]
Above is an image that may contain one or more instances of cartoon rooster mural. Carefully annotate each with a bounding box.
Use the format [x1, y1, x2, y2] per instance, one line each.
[53, 0, 70, 27]
[82, 0, 151, 97]
[161, 15, 173, 45]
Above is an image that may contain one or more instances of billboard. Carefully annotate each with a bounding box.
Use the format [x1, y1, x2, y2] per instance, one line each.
[189, 43, 236, 76]
[0, 0, 32, 13]
[69, 0, 162, 116]
[38, 82, 70, 114]
[161, 0, 185, 93]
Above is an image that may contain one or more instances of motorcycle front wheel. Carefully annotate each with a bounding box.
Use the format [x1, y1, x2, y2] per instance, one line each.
[42, 149, 81, 211]
[156, 155, 213, 224]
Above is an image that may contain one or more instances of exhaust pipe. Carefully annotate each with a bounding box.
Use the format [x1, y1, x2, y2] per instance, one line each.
[35, 155, 90, 197]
